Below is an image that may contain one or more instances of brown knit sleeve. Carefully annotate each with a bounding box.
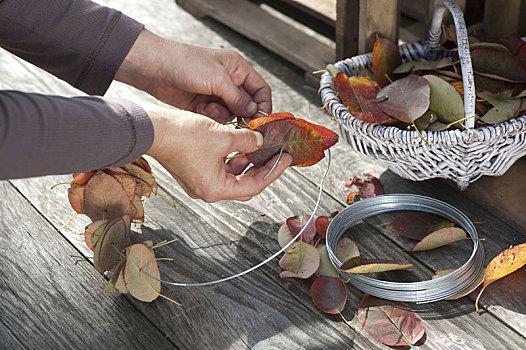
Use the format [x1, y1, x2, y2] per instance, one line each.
[0, 0, 144, 95]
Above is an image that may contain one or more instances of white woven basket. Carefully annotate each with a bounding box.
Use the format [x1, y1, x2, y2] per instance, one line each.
[319, 0, 526, 190]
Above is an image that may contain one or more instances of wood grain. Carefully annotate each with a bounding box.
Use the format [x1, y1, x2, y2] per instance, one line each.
[0, 181, 175, 349]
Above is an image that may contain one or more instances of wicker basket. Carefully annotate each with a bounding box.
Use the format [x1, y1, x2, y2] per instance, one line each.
[319, 0, 526, 190]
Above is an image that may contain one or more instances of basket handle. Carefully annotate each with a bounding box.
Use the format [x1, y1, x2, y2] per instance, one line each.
[427, 0, 476, 128]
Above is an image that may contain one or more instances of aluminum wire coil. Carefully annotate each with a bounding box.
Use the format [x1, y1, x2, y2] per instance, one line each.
[326, 194, 485, 303]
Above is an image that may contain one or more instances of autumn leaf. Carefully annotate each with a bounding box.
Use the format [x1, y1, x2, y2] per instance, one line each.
[345, 173, 384, 199]
[479, 90, 521, 124]
[246, 113, 338, 167]
[472, 49, 526, 82]
[277, 223, 296, 248]
[336, 238, 360, 263]
[124, 243, 161, 302]
[93, 215, 131, 273]
[279, 241, 320, 279]
[475, 243, 526, 312]
[286, 214, 316, 244]
[316, 244, 340, 278]
[103, 258, 126, 294]
[393, 58, 454, 74]
[132, 156, 152, 174]
[426, 120, 449, 131]
[359, 294, 425, 346]
[341, 261, 413, 273]
[310, 275, 347, 314]
[389, 211, 455, 241]
[121, 163, 156, 197]
[327, 65, 394, 125]
[424, 75, 465, 125]
[72, 170, 96, 186]
[83, 170, 133, 221]
[67, 185, 85, 214]
[408, 227, 468, 252]
[414, 110, 437, 130]
[372, 37, 402, 87]
[376, 75, 430, 123]
[84, 220, 109, 252]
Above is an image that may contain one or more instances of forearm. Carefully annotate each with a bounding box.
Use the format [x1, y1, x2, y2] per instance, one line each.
[0, 0, 143, 95]
[0, 91, 153, 179]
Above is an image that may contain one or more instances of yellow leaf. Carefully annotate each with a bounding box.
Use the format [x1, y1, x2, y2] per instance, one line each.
[475, 243, 526, 311]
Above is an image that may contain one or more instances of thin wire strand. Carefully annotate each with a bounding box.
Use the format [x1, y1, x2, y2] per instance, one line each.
[263, 147, 284, 180]
[122, 149, 331, 287]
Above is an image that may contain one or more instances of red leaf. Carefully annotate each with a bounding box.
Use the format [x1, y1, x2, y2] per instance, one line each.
[372, 37, 402, 88]
[310, 275, 347, 314]
[286, 214, 316, 244]
[389, 212, 455, 241]
[93, 215, 131, 273]
[67, 185, 85, 214]
[247, 113, 338, 167]
[315, 216, 330, 238]
[124, 243, 161, 302]
[72, 171, 96, 186]
[358, 294, 425, 346]
[501, 36, 525, 55]
[121, 163, 156, 197]
[472, 49, 526, 82]
[132, 156, 152, 174]
[83, 171, 133, 221]
[345, 173, 384, 199]
[346, 191, 358, 204]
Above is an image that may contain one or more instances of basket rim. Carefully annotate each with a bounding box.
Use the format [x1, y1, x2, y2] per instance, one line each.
[319, 42, 526, 145]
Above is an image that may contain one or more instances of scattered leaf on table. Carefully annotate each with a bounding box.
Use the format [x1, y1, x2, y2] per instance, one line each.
[346, 173, 384, 199]
[408, 227, 468, 252]
[476, 243, 526, 311]
[328, 65, 394, 125]
[340, 256, 361, 270]
[84, 220, 109, 251]
[93, 215, 131, 273]
[433, 268, 483, 300]
[472, 49, 526, 82]
[376, 75, 430, 123]
[124, 243, 161, 302]
[286, 214, 316, 244]
[358, 294, 425, 346]
[310, 275, 347, 314]
[336, 237, 360, 263]
[389, 211, 455, 240]
[372, 37, 402, 87]
[315, 216, 330, 238]
[279, 241, 320, 279]
[479, 91, 521, 124]
[316, 244, 340, 278]
[83, 170, 133, 221]
[341, 261, 413, 273]
[67, 185, 85, 214]
[424, 75, 465, 125]
[393, 58, 454, 74]
[277, 223, 295, 248]
[247, 113, 338, 167]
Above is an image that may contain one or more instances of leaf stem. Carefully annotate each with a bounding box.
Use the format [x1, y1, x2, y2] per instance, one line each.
[50, 182, 71, 189]
[58, 213, 78, 231]
[154, 192, 177, 208]
[379, 305, 415, 345]
[339, 312, 355, 330]
[475, 285, 487, 312]
[312, 69, 327, 74]
[319, 94, 339, 110]
[412, 122, 429, 145]
[152, 238, 179, 250]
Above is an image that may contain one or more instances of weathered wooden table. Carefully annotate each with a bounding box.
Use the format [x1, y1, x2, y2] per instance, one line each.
[1, 1, 525, 349]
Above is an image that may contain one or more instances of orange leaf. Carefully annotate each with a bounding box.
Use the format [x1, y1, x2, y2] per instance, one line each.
[372, 37, 402, 87]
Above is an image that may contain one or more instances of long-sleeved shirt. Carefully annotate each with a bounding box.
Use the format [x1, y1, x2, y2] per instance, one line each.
[0, 0, 154, 179]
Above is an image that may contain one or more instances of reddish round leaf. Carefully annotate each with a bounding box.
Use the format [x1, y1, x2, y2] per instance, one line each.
[310, 275, 347, 314]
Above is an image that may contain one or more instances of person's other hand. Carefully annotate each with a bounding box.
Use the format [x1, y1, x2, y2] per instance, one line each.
[116, 29, 271, 124]
[145, 107, 291, 202]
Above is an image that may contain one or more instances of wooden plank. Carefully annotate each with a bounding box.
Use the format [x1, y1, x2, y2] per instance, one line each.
[0, 320, 26, 350]
[336, 0, 359, 59]
[461, 158, 526, 237]
[0, 181, 175, 349]
[484, 0, 526, 37]
[175, 0, 334, 72]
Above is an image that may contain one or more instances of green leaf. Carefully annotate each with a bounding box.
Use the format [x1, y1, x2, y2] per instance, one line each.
[279, 241, 320, 279]
[393, 58, 454, 74]
[423, 75, 465, 125]
[84, 220, 109, 252]
[376, 75, 430, 123]
[408, 227, 467, 252]
[358, 294, 425, 346]
[426, 120, 449, 131]
[316, 244, 340, 278]
[414, 110, 437, 130]
[479, 91, 521, 124]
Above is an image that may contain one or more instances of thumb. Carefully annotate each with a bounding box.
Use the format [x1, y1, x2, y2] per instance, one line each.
[220, 79, 258, 117]
[228, 128, 264, 154]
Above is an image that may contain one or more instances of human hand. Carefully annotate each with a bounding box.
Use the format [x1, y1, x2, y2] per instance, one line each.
[145, 107, 292, 202]
[116, 29, 271, 124]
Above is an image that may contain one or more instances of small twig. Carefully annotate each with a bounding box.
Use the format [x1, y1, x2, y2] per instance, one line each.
[50, 182, 71, 190]
[152, 238, 179, 250]
[58, 213, 78, 231]
[339, 312, 355, 330]
[312, 69, 327, 74]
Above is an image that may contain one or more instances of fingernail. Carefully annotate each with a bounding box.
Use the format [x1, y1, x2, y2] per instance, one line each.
[245, 101, 257, 115]
[210, 107, 220, 119]
[255, 131, 263, 147]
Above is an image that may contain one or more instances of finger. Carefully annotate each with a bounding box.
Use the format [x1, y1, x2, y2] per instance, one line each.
[196, 102, 234, 124]
[228, 127, 263, 154]
[216, 75, 258, 118]
[222, 152, 293, 200]
[229, 61, 272, 115]
[225, 155, 251, 175]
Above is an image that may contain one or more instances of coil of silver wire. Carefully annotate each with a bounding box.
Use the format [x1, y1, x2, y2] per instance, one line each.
[326, 194, 485, 304]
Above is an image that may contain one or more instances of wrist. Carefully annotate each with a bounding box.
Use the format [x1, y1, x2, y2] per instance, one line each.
[115, 29, 165, 94]
[145, 108, 170, 160]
